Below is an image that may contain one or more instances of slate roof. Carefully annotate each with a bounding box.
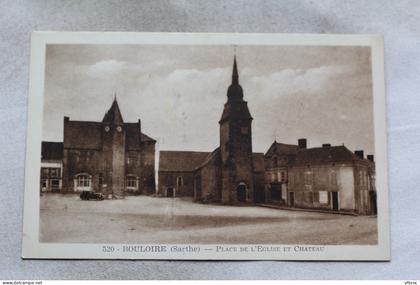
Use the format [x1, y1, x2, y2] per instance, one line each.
[265, 141, 299, 157]
[160, 148, 266, 173]
[125, 123, 141, 150]
[140, 132, 156, 142]
[159, 151, 211, 172]
[41, 141, 63, 160]
[291, 145, 360, 166]
[194, 148, 221, 170]
[63, 121, 103, 149]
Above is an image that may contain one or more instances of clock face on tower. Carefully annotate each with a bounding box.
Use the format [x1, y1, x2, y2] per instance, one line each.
[116, 126, 122, 132]
[104, 126, 110, 132]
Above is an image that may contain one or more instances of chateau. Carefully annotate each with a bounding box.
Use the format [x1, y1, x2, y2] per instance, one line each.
[41, 98, 156, 197]
[40, 57, 377, 215]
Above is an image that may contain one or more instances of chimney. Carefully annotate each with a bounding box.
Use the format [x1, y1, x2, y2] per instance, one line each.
[355, 150, 364, 159]
[298, 138, 307, 149]
[322, 143, 331, 148]
[367, 155, 374, 162]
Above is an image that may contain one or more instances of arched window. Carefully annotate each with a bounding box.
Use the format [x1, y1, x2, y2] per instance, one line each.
[74, 173, 92, 192]
[125, 175, 138, 192]
[177, 176, 183, 187]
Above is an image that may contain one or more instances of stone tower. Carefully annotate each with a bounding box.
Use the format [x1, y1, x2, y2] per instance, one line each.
[219, 56, 254, 204]
[102, 96, 126, 198]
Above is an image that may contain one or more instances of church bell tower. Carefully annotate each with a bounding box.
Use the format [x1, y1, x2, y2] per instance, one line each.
[219, 56, 254, 204]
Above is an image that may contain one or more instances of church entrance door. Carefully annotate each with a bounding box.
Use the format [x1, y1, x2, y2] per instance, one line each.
[236, 184, 247, 202]
[254, 185, 265, 203]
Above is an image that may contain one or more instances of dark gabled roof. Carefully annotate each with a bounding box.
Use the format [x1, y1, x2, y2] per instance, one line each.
[265, 141, 299, 157]
[125, 123, 155, 149]
[159, 151, 211, 172]
[291, 145, 359, 166]
[125, 123, 142, 150]
[141, 132, 156, 142]
[252, 153, 265, 172]
[194, 148, 221, 170]
[64, 121, 103, 149]
[41, 141, 63, 160]
[64, 120, 155, 150]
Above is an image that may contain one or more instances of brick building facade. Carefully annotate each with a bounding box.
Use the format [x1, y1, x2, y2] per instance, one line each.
[40, 98, 156, 197]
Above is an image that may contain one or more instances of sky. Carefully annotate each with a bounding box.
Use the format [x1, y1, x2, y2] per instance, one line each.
[43, 44, 374, 154]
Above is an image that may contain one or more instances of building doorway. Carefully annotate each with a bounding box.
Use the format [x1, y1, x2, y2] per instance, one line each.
[331, 191, 339, 210]
[369, 191, 377, 215]
[166, 187, 174, 198]
[254, 185, 265, 203]
[236, 183, 247, 202]
[270, 183, 282, 200]
[288, 191, 295, 207]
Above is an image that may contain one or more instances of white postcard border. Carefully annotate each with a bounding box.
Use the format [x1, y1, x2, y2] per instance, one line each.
[22, 32, 390, 260]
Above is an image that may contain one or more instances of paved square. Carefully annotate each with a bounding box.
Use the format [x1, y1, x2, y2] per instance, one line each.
[40, 193, 377, 244]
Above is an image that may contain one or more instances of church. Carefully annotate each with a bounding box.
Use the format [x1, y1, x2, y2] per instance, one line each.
[158, 57, 377, 214]
[158, 57, 266, 205]
[40, 97, 156, 197]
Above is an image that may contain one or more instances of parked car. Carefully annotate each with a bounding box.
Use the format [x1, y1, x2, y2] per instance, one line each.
[80, 191, 104, 201]
[201, 192, 216, 204]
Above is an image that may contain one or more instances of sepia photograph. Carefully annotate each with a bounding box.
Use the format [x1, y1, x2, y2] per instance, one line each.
[22, 32, 389, 260]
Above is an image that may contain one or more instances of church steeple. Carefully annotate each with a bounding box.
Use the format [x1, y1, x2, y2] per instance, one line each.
[227, 56, 244, 102]
[219, 54, 254, 205]
[102, 95, 124, 125]
[220, 56, 252, 123]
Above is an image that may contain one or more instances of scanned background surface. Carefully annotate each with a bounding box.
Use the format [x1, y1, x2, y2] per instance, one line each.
[1, 0, 419, 279]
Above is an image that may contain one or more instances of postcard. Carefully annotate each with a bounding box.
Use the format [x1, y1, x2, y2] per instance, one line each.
[22, 32, 389, 260]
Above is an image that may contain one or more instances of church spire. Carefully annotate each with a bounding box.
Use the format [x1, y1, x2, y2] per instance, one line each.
[226, 55, 244, 102]
[232, 55, 239, 85]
